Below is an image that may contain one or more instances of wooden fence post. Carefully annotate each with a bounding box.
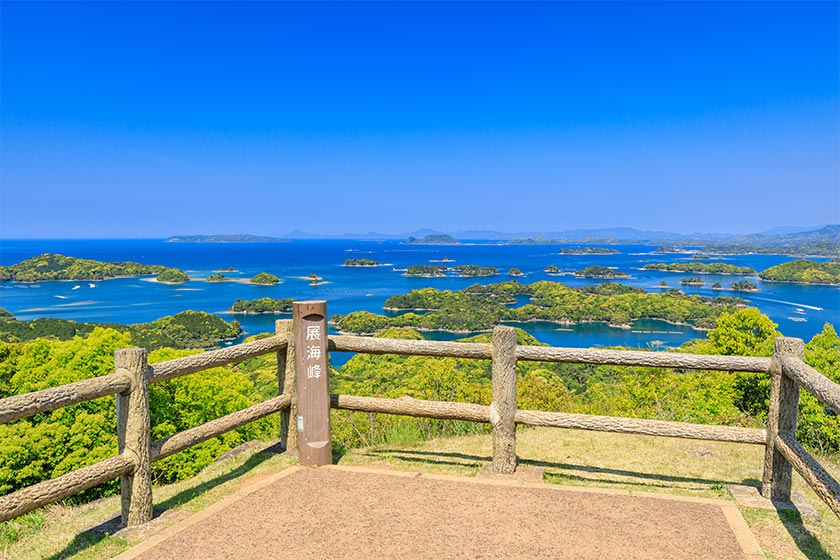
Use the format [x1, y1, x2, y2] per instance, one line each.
[116, 348, 153, 525]
[293, 301, 331, 466]
[491, 325, 518, 474]
[762, 337, 804, 501]
[276, 319, 297, 453]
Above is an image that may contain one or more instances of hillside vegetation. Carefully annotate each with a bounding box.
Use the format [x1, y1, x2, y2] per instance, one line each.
[759, 259, 840, 285]
[643, 262, 756, 275]
[0, 254, 166, 282]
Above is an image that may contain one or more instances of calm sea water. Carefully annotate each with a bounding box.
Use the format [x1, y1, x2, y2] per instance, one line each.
[1, 239, 838, 367]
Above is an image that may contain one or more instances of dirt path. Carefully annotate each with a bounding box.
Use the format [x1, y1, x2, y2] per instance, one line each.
[120, 466, 761, 560]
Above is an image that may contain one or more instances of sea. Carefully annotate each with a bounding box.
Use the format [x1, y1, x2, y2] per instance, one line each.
[1, 239, 838, 368]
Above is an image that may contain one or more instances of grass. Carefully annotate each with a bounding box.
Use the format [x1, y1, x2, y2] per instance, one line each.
[4, 427, 840, 560]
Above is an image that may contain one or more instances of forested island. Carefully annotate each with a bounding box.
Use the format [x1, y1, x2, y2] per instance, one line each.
[508, 268, 524, 277]
[333, 280, 745, 334]
[729, 280, 759, 292]
[573, 266, 630, 279]
[544, 265, 561, 273]
[559, 247, 620, 255]
[0, 254, 166, 282]
[165, 234, 288, 243]
[0, 309, 241, 349]
[643, 263, 756, 275]
[344, 258, 380, 267]
[680, 277, 704, 285]
[251, 272, 280, 285]
[759, 259, 840, 285]
[156, 268, 190, 284]
[229, 297, 294, 314]
[406, 265, 447, 277]
[206, 273, 228, 282]
[453, 265, 498, 277]
[405, 234, 461, 245]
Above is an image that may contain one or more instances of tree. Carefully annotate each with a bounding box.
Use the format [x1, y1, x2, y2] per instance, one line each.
[704, 308, 778, 357]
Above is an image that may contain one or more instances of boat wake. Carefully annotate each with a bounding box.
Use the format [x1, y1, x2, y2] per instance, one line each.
[747, 296, 823, 311]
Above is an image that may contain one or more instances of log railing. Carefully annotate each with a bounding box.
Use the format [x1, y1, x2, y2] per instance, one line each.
[0, 299, 838, 527]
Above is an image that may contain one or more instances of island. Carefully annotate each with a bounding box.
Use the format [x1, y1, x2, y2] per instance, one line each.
[251, 272, 280, 285]
[559, 247, 620, 255]
[206, 273, 228, 282]
[758, 259, 840, 285]
[406, 265, 447, 277]
[165, 234, 288, 243]
[680, 277, 705, 286]
[573, 266, 630, 279]
[544, 265, 561, 273]
[405, 234, 461, 245]
[332, 280, 745, 334]
[307, 273, 325, 285]
[229, 297, 294, 314]
[453, 265, 498, 277]
[711, 282, 723, 290]
[156, 268, 190, 284]
[218, 267, 237, 272]
[344, 258, 380, 267]
[0, 253, 166, 282]
[508, 268, 524, 277]
[690, 253, 712, 260]
[642, 263, 756, 275]
[729, 280, 759, 292]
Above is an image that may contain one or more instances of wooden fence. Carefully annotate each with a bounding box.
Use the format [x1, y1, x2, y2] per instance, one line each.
[0, 300, 838, 527]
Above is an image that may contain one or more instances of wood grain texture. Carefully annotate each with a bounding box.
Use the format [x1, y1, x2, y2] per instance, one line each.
[0, 454, 134, 523]
[329, 335, 492, 359]
[116, 348, 153, 526]
[491, 326, 518, 474]
[0, 372, 131, 425]
[514, 410, 767, 444]
[275, 319, 295, 452]
[149, 336, 288, 383]
[516, 345, 771, 373]
[762, 337, 804, 501]
[776, 432, 840, 518]
[781, 356, 840, 415]
[294, 301, 331, 466]
[330, 394, 491, 423]
[150, 395, 291, 461]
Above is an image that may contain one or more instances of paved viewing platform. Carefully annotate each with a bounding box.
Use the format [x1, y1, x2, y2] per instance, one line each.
[115, 465, 764, 560]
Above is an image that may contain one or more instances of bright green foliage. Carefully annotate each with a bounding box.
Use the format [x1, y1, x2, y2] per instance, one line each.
[573, 266, 630, 278]
[643, 262, 756, 274]
[229, 298, 294, 313]
[729, 280, 759, 292]
[544, 265, 560, 273]
[250, 272, 280, 285]
[801, 324, 840, 456]
[681, 277, 704, 285]
[759, 259, 840, 285]
[453, 265, 498, 277]
[406, 265, 446, 276]
[344, 258, 380, 267]
[0, 309, 14, 319]
[156, 268, 189, 283]
[0, 253, 166, 282]
[206, 273, 227, 282]
[699, 308, 778, 357]
[507, 268, 523, 277]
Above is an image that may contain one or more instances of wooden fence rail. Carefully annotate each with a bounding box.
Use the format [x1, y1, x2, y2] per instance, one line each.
[0, 301, 838, 527]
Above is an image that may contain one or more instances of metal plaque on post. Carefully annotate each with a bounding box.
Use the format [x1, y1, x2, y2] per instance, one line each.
[293, 300, 332, 466]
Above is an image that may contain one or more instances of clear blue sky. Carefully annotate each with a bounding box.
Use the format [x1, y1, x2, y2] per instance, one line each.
[2, 1, 837, 238]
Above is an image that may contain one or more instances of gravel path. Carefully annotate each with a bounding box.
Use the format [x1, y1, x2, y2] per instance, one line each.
[125, 466, 755, 560]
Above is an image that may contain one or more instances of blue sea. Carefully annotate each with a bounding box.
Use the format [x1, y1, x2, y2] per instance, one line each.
[1, 239, 838, 367]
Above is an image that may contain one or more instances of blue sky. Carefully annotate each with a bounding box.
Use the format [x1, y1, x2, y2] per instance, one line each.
[1, 1, 837, 238]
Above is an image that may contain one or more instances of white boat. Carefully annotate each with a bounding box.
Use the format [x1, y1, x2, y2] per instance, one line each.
[788, 317, 807, 323]
[72, 285, 81, 290]
[794, 308, 806, 314]
[54, 295, 68, 299]
[89, 283, 96, 288]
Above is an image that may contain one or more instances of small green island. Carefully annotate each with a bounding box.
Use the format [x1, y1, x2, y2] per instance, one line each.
[544, 265, 561, 273]
[453, 265, 498, 277]
[229, 297, 295, 314]
[559, 247, 620, 255]
[690, 253, 712, 260]
[406, 265, 447, 277]
[156, 268, 190, 284]
[333, 280, 746, 334]
[0, 253, 166, 282]
[712, 282, 723, 290]
[344, 258, 380, 267]
[573, 265, 630, 279]
[729, 280, 759, 292]
[405, 234, 461, 245]
[680, 277, 705, 286]
[508, 267, 524, 277]
[206, 273, 228, 282]
[251, 272, 280, 285]
[643, 263, 756, 275]
[758, 259, 840, 285]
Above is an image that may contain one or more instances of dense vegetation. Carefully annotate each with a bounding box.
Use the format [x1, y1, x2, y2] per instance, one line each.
[680, 277, 704, 285]
[406, 265, 446, 277]
[730, 280, 759, 292]
[405, 234, 460, 245]
[333, 280, 744, 333]
[758, 259, 840, 285]
[544, 265, 560, 273]
[0, 254, 166, 282]
[344, 258, 380, 267]
[0, 311, 241, 349]
[453, 265, 498, 277]
[559, 247, 619, 254]
[206, 273, 227, 282]
[156, 268, 189, 284]
[508, 268, 523, 277]
[643, 262, 756, 275]
[573, 266, 630, 278]
[251, 272, 280, 285]
[229, 298, 294, 314]
[691, 253, 711, 260]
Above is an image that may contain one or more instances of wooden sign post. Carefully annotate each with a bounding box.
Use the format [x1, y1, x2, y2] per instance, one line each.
[293, 300, 332, 466]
